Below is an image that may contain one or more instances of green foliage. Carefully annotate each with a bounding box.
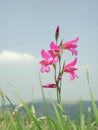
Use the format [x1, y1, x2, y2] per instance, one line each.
[86, 66, 98, 126]
[0, 98, 97, 129]
[0, 68, 98, 130]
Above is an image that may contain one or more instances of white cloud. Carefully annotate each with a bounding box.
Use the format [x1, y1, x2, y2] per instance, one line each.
[0, 50, 38, 63]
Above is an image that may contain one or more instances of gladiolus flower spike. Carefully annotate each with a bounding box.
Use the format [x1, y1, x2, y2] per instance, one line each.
[39, 25, 79, 109]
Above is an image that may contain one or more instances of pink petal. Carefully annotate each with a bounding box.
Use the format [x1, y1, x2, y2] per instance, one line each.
[66, 58, 77, 67]
[70, 73, 75, 80]
[41, 65, 50, 73]
[39, 60, 47, 65]
[53, 56, 58, 63]
[66, 37, 79, 44]
[48, 50, 53, 55]
[41, 66, 45, 73]
[70, 72, 78, 80]
[45, 66, 50, 72]
[41, 50, 49, 59]
[50, 42, 57, 49]
[71, 44, 78, 48]
[70, 49, 78, 56]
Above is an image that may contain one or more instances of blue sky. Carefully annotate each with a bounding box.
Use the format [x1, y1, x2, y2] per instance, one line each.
[0, 0, 98, 104]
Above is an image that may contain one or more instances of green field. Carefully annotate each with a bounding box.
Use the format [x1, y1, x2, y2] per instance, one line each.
[0, 85, 98, 130]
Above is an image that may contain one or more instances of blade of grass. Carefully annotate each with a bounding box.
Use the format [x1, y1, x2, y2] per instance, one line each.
[86, 65, 98, 125]
[17, 95, 42, 130]
[89, 87, 98, 125]
[5, 95, 15, 111]
[38, 72, 49, 117]
[70, 121, 77, 130]
[8, 81, 42, 129]
[52, 101, 65, 129]
[8, 112, 17, 130]
[80, 114, 85, 130]
[38, 72, 55, 130]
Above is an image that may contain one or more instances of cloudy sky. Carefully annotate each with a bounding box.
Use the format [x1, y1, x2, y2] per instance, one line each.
[0, 0, 98, 104]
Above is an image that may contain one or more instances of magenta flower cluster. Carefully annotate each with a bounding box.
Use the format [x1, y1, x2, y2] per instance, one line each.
[39, 26, 79, 89]
[40, 42, 60, 73]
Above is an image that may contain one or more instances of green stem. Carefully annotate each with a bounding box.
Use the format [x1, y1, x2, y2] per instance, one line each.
[53, 52, 63, 115]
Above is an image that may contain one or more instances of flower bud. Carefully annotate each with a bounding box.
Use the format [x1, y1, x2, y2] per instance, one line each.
[55, 26, 59, 42]
[58, 75, 62, 80]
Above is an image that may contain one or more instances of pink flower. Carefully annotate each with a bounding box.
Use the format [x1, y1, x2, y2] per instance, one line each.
[39, 49, 58, 73]
[42, 83, 57, 88]
[48, 42, 60, 61]
[61, 37, 79, 55]
[63, 58, 78, 80]
[39, 50, 52, 72]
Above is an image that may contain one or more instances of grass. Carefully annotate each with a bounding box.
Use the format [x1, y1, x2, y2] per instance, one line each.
[0, 69, 98, 130]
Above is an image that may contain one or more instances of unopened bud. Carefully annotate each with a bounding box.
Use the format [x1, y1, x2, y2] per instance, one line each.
[55, 26, 59, 42]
